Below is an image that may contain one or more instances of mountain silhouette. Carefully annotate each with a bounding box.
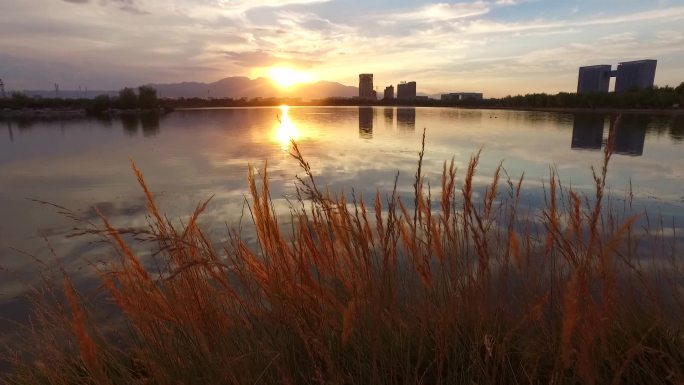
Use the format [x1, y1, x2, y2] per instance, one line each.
[152, 77, 358, 100]
[22, 77, 359, 100]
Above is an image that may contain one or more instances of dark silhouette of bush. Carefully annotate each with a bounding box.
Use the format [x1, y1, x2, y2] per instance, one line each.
[138, 86, 158, 109]
[118, 87, 138, 110]
[89, 94, 111, 114]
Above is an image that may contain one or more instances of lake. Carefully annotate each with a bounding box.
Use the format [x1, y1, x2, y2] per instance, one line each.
[1, 106, 684, 330]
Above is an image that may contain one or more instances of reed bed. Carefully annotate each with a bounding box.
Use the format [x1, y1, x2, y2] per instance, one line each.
[2, 122, 684, 384]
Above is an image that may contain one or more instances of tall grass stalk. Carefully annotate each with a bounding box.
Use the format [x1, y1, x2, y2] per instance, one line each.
[2, 125, 683, 384]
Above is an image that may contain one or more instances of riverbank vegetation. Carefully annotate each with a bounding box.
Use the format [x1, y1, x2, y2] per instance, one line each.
[475, 83, 684, 110]
[2, 124, 683, 384]
[160, 82, 684, 110]
[3, 83, 683, 113]
[0, 86, 165, 115]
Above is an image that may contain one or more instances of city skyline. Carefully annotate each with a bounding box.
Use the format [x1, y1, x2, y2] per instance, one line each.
[1, 1, 684, 97]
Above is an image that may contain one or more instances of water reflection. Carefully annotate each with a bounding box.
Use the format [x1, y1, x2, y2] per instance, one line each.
[397, 108, 416, 131]
[571, 115, 604, 150]
[570, 114, 647, 156]
[359, 107, 373, 139]
[2, 106, 684, 338]
[90, 114, 113, 129]
[273, 105, 300, 150]
[671, 117, 684, 143]
[384, 108, 394, 128]
[612, 116, 646, 156]
[121, 114, 140, 136]
[140, 113, 160, 137]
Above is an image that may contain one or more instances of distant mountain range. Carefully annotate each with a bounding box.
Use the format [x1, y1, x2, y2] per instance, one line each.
[20, 77, 462, 100]
[22, 77, 359, 100]
[154, 77, 360, 100]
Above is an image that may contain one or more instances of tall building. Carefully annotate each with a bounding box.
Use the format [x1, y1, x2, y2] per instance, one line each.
[614, 60, 657, 93]
[359, 74, 375, 100]
[397, 81, 416, 100]
[383, 85, 394, 100]
[577, 65, 612, 94]
[576, 59, 657, 94]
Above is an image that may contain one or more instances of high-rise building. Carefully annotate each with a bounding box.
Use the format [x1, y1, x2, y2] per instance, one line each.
[384, 85, 394, 100]
[576, 59, 657, 94]
[359, 74, 375, 100]
[577, 65, 612, 94]
[614, 60, 657, 93]
[397, 81, 416, 100]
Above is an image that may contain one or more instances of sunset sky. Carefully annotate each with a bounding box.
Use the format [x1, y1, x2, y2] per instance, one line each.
[1, 0, 683, 97]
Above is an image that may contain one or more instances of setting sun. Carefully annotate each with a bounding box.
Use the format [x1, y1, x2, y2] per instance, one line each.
[267, 67, 314, 88]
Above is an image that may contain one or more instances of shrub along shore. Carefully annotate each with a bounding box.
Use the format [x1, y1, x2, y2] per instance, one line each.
[2, 82, 683, 114]
[2, 122, 683, 384]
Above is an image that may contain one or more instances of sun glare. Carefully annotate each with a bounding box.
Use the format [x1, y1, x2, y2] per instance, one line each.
[274, 105, 299, 149]
[268, 67, 313, 88]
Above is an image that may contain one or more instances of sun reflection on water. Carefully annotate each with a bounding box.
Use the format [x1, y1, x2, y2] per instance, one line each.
[273, 105, 300, 150]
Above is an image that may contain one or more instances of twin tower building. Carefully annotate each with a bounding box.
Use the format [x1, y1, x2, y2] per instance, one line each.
[577, 59, 657, 94]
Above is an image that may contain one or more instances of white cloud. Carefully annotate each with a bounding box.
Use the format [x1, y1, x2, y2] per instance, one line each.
[386, 1, 491, 23]
[2, 1, 684, 96]
[451, 5, 684, 35]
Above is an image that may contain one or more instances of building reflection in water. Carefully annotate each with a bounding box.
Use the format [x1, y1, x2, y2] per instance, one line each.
[611, 115, 647, 156]
[571, 115, 604, 151]
[383, 108, 393, 128]
[570, 114, 647, 156]
[670, 115, 684, 143]
[397, 107, 416, 131]
[359, 107, 373, 139]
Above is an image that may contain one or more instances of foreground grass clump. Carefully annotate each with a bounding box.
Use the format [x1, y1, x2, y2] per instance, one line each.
[3, 130, 684, 384]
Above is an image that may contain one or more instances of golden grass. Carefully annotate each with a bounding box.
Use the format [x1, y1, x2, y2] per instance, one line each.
[2, 120, 684, 384]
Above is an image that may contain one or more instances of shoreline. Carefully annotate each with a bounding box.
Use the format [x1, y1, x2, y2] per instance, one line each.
[0, 108, 169, 119]
[462, 106, 684, 115]
[2, 105, 683, 118]
[174, 105, 684, 115]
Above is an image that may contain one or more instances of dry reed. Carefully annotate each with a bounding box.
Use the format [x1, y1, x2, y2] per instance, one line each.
[2, 124, 683, 385]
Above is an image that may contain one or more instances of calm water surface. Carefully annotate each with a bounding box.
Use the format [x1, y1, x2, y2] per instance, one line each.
[1, 106, 684, 328]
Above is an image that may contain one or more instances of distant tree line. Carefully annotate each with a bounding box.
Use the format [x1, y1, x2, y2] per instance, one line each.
[162, 83, 684, 110]
[2, 83, 683, 111]
[0, 86, 163, 114]
[476, 83, 684, 109]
